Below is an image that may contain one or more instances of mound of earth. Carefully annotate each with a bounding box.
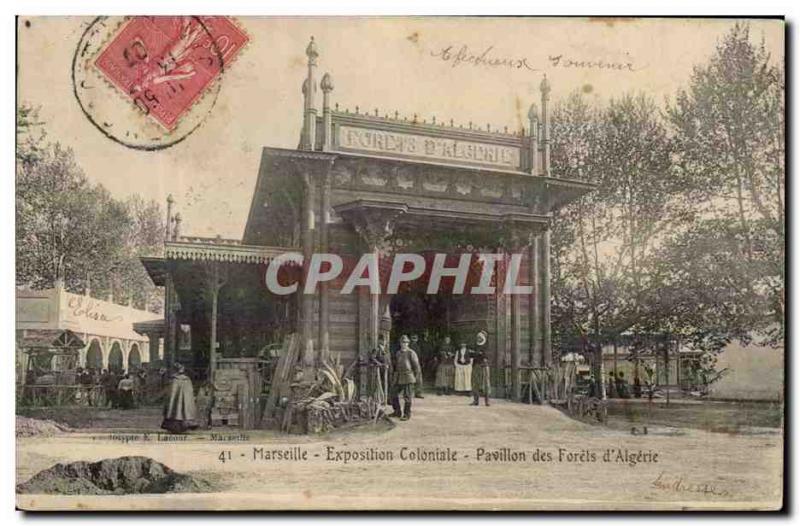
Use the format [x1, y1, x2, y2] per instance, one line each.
[16, 416, 70, 438]
[16, 456, 210, 495]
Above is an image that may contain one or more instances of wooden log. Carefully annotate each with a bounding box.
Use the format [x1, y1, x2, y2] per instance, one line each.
[262, 334, 298, 425]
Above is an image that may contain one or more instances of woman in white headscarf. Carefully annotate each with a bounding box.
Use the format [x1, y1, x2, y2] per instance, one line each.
[453, 341, 472, 394]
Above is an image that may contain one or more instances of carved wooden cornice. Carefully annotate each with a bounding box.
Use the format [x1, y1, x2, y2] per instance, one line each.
[165, 240, 291, 265]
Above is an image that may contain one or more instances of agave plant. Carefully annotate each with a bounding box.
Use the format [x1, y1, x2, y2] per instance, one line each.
[315, 360, 357, 403]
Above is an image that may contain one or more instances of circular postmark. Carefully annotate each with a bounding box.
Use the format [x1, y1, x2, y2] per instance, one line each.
[72, 16, 248, 151]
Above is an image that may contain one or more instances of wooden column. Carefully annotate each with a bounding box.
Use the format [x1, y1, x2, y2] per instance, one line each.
[539, 228, 552, 366]
[148, 333, 160, 363]
[164, 273, 178, 369]
[301, 173, 316, 371]
[510, 287, 522, 401]
[369, 246, 380, 352]
[357, 284, 371, 395]
[529, 236, 541, 365]
[318, 173, 331, 362]
[335, 202, 406, 387]
[506, 228, 530, 402]
[494, 247, 505, 373]
[205, 262, 226, 382]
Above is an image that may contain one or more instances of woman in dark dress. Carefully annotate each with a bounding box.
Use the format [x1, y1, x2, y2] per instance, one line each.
[434, 335, 455, 395]
[161, 364, 199, 434]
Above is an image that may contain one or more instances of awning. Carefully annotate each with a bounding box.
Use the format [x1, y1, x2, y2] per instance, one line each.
[19, 329, 85, 351]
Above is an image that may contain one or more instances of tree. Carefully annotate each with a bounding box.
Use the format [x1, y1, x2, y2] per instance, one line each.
[16, 105, 165, 311]
[550, 91, 678, 390]
[668, 22, 784, 341]
[16, 104, 47, 167]
[117, 195, 166, 311]
[16, 142, 128, 292]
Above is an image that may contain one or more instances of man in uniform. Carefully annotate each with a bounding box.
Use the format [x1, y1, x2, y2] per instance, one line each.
[368, 334, 391, 405]
[390, 335, 423, 421]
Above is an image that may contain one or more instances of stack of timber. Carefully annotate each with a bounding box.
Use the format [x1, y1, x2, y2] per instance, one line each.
[260, 333, 299, 428]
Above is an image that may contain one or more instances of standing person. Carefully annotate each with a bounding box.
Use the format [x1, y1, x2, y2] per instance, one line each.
[161, 363, 199, 434]
[434, 335, 455, 395]
[453, 342, 473, 394]
[607, 371, 618, 398]
[78, 367, 93, 406]
[409, 334, 425, 399]
[117, 374, 135, 409]
[101, 369, 117, 408]
[389, 335, 422, 421]
[470, 330, 491, 406]
[616, 371, 631, 399]
[135, 368, 148, 407]
[368, 334, 391, 405]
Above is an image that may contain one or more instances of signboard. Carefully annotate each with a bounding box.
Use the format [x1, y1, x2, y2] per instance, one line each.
[336, 125, 521, 170]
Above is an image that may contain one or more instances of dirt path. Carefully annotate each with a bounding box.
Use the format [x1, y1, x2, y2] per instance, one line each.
[16, 395, 783, 510]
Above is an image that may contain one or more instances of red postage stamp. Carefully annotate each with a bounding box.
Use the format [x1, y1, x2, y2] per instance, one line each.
[94, 16, 248, 131]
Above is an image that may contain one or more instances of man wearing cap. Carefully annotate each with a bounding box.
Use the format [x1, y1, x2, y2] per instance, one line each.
[390, 334, 423, 421]
[470, 330, 492, 406]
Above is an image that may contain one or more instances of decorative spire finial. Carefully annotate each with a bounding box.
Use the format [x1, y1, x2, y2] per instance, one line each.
[321, 72, 334, 92]
[540, 74, 551, 98]
[306, 36, 319, 64]
[528, 103, 539, 121]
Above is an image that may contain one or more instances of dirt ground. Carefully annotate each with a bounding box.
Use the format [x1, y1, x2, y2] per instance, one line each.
[16, 395, 783, 511]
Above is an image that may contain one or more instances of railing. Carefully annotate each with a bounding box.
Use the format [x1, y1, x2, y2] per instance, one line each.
[18, 381, 168, 408]
[519, 365, 607, 423]
[18, 385, 107, 407]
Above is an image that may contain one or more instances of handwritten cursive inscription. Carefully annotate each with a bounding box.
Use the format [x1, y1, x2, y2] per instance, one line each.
[548, 54, 642, 72]
[68, 296, 124, 324]
[431, 45, 537, 71]
[651, 471, 731, 497]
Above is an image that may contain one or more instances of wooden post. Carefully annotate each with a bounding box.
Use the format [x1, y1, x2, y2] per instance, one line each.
[165, 273, 177, 369]
[209, 266, 220, 381]
[318, 173, 331, 362]
[301, 173, 316, 371]
[370, 247, 380, 351]
[539, 228, 552, 365]
[205, 262, 227, 384]
[529, 236, 540, 365]
[148, 333, 159, 363]
[510, 289, 521, 401]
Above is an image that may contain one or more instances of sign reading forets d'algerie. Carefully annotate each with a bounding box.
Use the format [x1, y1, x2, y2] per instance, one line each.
[337, 125, 521, 170]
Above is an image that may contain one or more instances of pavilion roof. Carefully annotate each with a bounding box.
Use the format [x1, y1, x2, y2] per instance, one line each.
[141, 238, 292, 286]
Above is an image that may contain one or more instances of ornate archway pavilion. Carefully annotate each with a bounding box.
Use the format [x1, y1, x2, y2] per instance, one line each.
[141, 38, 593, 401]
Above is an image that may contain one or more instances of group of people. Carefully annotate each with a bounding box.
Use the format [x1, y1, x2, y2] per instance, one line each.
[367, 329, 493, 421]
[73, 366, 156, 409]
[433, 331, 492, 406]
[606, 370, 644, 399]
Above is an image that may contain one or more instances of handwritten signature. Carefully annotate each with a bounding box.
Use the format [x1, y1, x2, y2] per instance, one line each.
[651, 471, 731, 497]
[430, 45, 537, 71]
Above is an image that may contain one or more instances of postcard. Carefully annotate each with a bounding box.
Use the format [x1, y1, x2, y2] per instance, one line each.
[15, 16, 785, 511]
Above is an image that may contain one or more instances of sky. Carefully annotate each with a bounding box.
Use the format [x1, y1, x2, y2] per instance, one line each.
[16, 17, 784, 239]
